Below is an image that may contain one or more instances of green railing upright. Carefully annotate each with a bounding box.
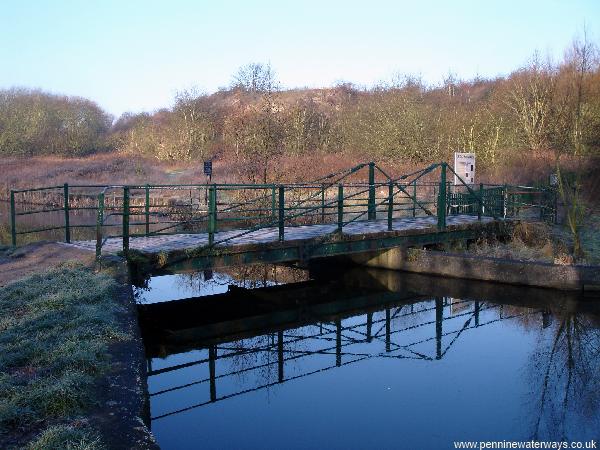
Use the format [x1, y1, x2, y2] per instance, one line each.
[368, 162, 376, 220]
[10, 190, 16, 247]
[278, 186, 285, 241]
[63, 183, 70, 243]
[122, 186, 130, 256]
[437, 162, 447, 230]
[95, 191, 105, 259]
[337, 184, 344, 232]
[208, 185, 217, 245]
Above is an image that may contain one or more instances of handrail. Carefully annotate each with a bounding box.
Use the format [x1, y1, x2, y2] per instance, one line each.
[8, 161, 556, 256]
[187, 162, 473, 252]
[375, 163, 437, 216]
[446, 164, 500, 221]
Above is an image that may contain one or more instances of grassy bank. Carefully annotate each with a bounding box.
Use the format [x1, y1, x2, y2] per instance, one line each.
[0, 265, 128, 449]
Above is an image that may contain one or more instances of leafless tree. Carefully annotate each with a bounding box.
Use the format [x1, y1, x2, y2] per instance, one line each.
[231, 62, 278, 93]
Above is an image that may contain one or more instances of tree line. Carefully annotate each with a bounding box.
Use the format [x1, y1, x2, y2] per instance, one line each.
[0, 88, 112, 156]
[1, 38, 598, 180]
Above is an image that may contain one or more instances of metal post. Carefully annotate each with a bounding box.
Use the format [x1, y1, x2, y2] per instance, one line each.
[209, 345, 216, 402]
[385, 308, 391, 352]
[10, 190, 16, 246]
[95, 192, 105, 259]
[437, 163, 447, 230]
[208, 185, 216, 246]
[368, 162, 375, 220]
[277, 330, 284, 383]
[436, 297, 443, 360]
[213, 186, 218, 230]
[387, 181, 393, 231]
[366, 313, 373, 343]
[501, 184, 507, 218]
[271, 186, 276, 223]
[278, 185, 285, 241]
[321, 183, 325, 223]
[145, 184, 150, 236]
[336, 319, 342, 367]
[478, 183, 483, 220]
[63, 183, 70, 243]
[412, 180, 417, 217]
[122, 186, 129, 255]
[474, 301, 480, 327]
[337, 184, 344, 232]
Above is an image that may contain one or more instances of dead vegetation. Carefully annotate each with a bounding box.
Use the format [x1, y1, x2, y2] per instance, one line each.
[463, 220, 598, 265]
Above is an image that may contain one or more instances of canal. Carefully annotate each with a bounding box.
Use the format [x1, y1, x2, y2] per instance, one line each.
[136, 265, 600, 449]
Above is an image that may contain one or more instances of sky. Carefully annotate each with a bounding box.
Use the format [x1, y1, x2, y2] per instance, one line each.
[1, 0, 599, 118]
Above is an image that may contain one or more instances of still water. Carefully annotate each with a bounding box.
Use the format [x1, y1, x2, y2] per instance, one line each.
[137, 267, 600, 450]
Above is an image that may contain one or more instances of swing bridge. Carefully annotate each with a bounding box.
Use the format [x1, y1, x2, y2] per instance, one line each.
[8, 161, 556, 270]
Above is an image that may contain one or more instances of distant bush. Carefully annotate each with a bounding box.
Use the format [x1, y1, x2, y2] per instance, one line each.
[0, 88, 112, 156]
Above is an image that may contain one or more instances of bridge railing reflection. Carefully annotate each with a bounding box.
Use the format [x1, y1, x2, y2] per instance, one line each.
[147, 297, 540, 421]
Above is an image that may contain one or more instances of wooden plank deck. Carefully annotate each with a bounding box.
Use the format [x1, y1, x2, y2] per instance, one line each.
[69, 214, 495, 255]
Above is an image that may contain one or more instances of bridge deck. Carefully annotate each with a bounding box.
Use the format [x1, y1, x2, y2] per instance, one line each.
[70, 214, 494, 255]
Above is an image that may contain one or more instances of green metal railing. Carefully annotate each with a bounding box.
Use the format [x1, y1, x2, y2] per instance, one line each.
[8, 161, 556, 257]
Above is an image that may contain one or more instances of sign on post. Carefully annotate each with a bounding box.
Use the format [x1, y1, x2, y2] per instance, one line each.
[203, 160, 213, 178]
[203, 160, 213, 205]
[454, 152, 475, 185]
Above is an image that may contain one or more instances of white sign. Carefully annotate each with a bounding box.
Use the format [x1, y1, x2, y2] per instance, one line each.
[454, 152, 475, 185]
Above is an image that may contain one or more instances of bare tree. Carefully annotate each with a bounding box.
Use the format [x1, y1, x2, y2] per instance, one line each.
[553, 33, 599, 259]
[231, 62, 278, 93]
[508, 54, 556, 152]
[173, 88, 215, 160]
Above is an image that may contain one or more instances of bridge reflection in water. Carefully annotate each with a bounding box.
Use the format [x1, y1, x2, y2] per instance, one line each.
[141, 270, 570, 423]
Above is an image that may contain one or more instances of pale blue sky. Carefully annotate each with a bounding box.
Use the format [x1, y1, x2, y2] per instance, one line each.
[1, 0, 598, 118]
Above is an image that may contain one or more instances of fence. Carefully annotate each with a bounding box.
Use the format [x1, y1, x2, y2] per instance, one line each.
[8, 162, 556, 256]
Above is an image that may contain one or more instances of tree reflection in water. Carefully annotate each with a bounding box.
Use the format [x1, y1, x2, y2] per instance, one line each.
[133, 263, 309, 303]
[529, 303, 600, 440]
[167, 264, 307, 293]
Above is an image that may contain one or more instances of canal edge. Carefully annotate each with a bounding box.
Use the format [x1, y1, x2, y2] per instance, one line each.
[95, 254, 160, 450]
